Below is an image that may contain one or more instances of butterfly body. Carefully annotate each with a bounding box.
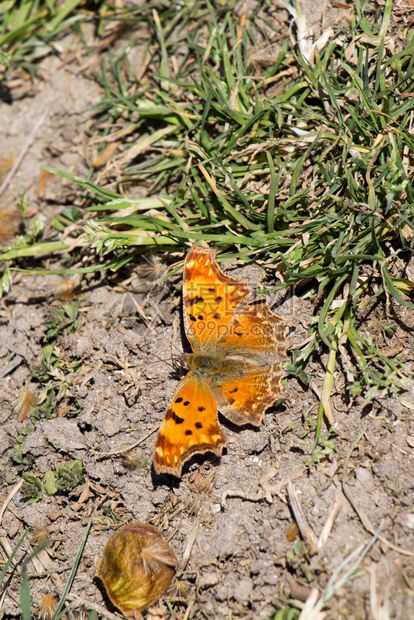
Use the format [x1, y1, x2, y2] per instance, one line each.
[188, 352, 224, 375]
[153, 245, 288, 477]
[188, 352, 254, 382]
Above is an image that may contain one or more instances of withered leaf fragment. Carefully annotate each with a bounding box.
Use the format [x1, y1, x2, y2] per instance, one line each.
[96, 522, 178, 617]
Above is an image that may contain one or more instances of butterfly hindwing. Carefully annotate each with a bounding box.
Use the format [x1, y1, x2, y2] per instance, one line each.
[213, 364, 285, 426]
[153, 371, 226, 477]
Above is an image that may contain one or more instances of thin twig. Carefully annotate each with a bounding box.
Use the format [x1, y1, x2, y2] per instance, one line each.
[95, 425, 159, 460]
[221, 488, 267, 507]
[221, 467, 305, 508]
[181, 519, 199, 570]
[30, 543, 66, 590]
[27, 564, 72, 578]
[297, 588, 321, 620]
[342, 429, 414, 557]
[0, 479, 23, 526]
[0, 111, 48, 198]
[65, 592, 122, 620]
[299, 527, 382, 620]
[182, 590, 197, 620]
[317, 496, 343, 551]
[287, 481, 319, 556]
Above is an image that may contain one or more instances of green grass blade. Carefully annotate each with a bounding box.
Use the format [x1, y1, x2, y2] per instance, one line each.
[0, 531, 28, 587]
[51, 518, 93, 620]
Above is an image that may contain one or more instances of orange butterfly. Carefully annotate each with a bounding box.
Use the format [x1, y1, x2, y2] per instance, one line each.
[153, 245, 288, 477]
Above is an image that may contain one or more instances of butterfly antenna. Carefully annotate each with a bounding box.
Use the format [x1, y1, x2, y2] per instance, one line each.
[147, 351, 176, 371]
[169, 341, 187, 368]
[170, 341, 183, 355]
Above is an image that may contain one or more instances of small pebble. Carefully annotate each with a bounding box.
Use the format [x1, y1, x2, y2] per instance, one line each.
[406, 436, 414, 448]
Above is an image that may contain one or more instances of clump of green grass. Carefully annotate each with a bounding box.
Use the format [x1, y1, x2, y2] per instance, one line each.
[271, 527, 381, 619]
[0, 519, 91, 619]
[20, 519, 92, 620]
[0, 0, 111, 79]
[1, 0, 413, 448]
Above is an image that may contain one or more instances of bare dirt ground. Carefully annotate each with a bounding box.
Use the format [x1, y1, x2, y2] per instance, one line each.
[1, 3, 414, 620]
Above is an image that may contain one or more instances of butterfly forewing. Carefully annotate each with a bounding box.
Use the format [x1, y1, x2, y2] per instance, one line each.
[183, 246, 250, 350]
